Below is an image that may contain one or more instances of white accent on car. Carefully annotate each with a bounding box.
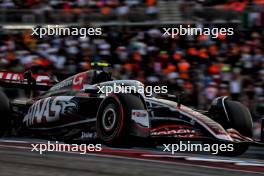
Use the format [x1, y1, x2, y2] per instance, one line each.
[23, 96, 76, 126]
[147, 98, 233, 142]
[132, 110, 150, 128]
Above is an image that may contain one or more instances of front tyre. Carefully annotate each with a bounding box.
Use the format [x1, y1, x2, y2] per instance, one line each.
[225, 100, 253, 138]
[224, 100, 252, 156]
[218, 100, 253, 156]
[96, 94, 145, 145]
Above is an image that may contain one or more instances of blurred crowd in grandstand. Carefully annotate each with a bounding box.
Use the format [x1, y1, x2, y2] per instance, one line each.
[0, 0, 158, 22]
[0, 0, 157, 9]
[0, 1, 263, 128]
[0, 25, 263, 118]
[0, 0, 263, 18]
[0, 0, 263, 23]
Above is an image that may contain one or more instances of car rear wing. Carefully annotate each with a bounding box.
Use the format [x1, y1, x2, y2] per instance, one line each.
[0, 71, 56, 91]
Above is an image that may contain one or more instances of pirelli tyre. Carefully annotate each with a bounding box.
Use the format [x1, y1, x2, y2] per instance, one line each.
[0, 91, 11, 137]
[96, 93, 145, 145]
[219, 100, 253, 156]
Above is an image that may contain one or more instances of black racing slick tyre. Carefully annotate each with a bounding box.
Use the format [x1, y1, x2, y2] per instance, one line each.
[220, 100, 253, 156]
[225, 100, 253, 138]
[0, 91, 11, 137]
[96, 94, 145, 145]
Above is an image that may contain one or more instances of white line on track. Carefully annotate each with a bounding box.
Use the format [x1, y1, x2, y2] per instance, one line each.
[185, 157, 241, 163]
[0, 139, 34, 143]
[235, 163, 264, 167]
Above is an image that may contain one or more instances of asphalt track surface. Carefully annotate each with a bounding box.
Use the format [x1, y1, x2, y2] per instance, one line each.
[0, 138, 263, 176]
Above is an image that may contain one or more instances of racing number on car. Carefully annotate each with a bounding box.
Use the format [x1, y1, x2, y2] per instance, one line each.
[23, 96, 76, 126]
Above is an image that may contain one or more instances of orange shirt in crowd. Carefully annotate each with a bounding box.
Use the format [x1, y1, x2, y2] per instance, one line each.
[101, 6, 111, 15]
[198, 48, 209, 59]
[187, 47, 198, 56]
[184, 81, 193, 91]
[217, 33, 227, 40]
[209, 45, 218, 56]
[209, 64, 220, 74]
[178, 60, 190, 79]
[173, 52, 182, 61]
[147, 0, 156, 6]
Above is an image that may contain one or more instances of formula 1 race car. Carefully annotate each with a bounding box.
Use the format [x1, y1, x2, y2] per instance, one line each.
[0, 63, 263, 156]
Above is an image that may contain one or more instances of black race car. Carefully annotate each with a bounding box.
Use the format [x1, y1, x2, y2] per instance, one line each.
[0, 63, 263, 156]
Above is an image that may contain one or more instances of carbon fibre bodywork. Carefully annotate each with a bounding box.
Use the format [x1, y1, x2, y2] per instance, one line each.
[0, 70, 261, 145]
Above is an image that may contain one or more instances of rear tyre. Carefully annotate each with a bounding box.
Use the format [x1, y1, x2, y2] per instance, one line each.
[0, 91, 11, 137]
[219, 100, 253, 156]
[96, 94, 145, 145]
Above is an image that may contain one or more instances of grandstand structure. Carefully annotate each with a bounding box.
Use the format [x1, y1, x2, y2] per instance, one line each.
[0, 0, 262, 26]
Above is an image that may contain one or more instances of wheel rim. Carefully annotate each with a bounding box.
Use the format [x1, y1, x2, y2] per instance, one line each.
[102, 108, 116, 131]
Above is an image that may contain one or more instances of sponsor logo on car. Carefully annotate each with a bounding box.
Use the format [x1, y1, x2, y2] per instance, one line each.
[131, 110, 150, 128]
[23, 96, 77, 126]
[151, 125, 199, 138]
